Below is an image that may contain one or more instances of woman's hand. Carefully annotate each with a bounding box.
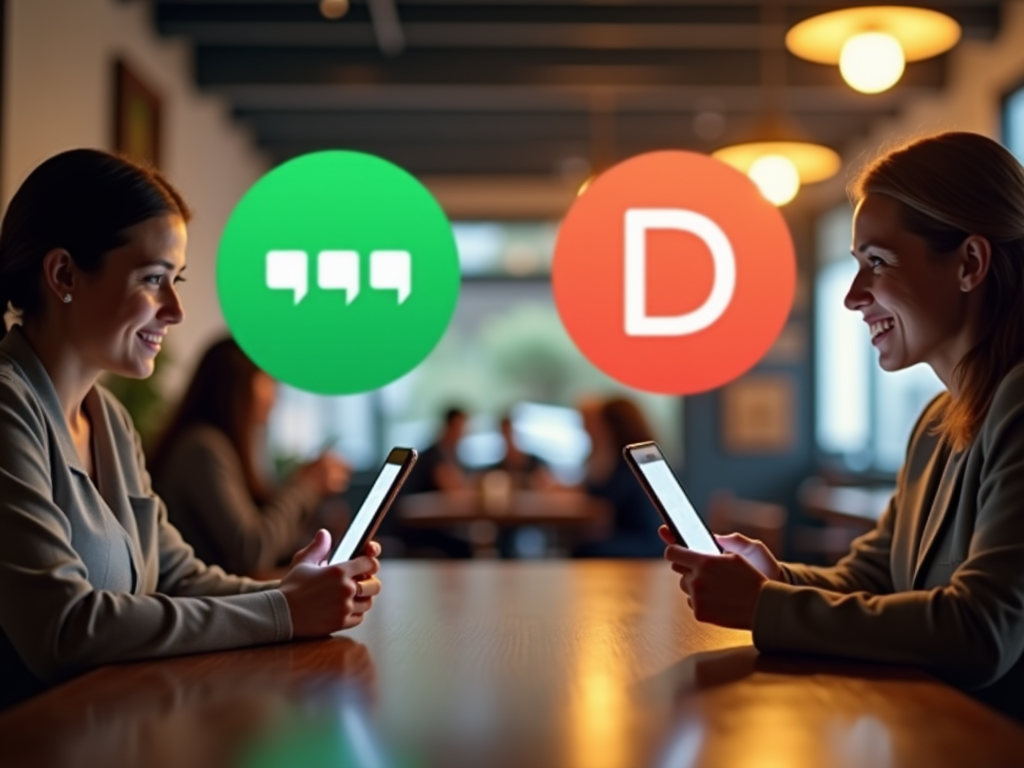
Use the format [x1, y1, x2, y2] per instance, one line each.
[278, 530, 382, 638]
[658, 525, 770, 630]
[296, 452, 351, 497]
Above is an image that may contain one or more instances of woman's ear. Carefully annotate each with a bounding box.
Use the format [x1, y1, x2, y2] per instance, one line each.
[959, 235, 991, 293]
[41, 248, 77, 303]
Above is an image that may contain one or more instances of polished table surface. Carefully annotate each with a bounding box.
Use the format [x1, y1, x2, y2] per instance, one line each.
[2, 562, 1023, 768]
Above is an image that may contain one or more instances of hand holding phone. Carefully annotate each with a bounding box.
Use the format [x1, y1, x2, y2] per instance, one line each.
[328, 448, 417, 565]
[623, 441, 721, 556]
[280, 530, 381, 637]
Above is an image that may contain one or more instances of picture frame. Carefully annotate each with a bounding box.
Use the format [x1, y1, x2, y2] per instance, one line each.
[113, 59, 161, 168]
[720, 374, 796, 454]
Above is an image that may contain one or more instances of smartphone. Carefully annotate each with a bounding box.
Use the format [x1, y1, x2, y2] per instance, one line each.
[328, 447, 418, 565]
[622, 441, 721, 555]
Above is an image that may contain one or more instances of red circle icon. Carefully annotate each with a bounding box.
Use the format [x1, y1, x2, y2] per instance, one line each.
[553, 151, 796, 395]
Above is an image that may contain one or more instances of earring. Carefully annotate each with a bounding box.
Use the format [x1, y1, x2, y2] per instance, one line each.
[62, 294, 72, 304]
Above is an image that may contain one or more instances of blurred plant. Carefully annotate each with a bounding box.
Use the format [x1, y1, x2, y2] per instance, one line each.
[102, 342, 174, 451]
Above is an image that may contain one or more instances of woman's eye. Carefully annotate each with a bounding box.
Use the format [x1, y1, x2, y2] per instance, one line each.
[868, 256, 885, 269]
[144, 274, 163, 286]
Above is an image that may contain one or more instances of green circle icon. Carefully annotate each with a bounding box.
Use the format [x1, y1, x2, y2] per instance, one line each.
[217, 151, 461, 394]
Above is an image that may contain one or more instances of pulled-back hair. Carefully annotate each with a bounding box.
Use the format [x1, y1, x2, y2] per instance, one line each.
[0, 149, 190, 339]
[851, 132, 1024, 450]
[149, 338, 268, 504]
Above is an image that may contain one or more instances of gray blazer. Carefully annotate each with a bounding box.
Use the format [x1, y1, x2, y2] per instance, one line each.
[0, 327, 291, 702]
[754, 362, 1024, 711]
[154, 424, 319, 575]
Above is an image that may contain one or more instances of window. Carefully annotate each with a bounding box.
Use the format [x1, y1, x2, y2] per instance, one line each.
[814, 205, 943, 473]
[1003, 85, 1024, 158]
[268, 221, 682, 483]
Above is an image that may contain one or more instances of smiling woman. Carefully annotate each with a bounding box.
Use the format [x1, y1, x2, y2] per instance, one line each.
[660, 132, 1024, 721]
[0, 150, 383, 709]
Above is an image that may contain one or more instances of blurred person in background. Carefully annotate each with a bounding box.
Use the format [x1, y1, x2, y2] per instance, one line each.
[402, 406, 470, 494]
[150, 337, 351, 576]
[484, 413, 556, 490]
[574, 396, 663, 558]
[394, 405, 472, 558]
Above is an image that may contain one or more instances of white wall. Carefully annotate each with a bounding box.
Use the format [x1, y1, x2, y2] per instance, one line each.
[2, 0, 269, 395]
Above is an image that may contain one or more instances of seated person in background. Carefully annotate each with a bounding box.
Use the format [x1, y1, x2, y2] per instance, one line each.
[393, 406, 472, 558]
[0, 149, 379, 710]
[574, 396, 663, 558]
[485, 414, 557, 490]
[150, 338, 350, 575]
[402, 406, 469, 494]
[661, 133, 1024, 722]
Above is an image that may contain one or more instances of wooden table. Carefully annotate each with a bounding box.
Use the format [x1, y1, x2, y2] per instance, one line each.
[397, 490, 610, 556]
[799, 481, 895, 527]
[2, 562, 1022, 768]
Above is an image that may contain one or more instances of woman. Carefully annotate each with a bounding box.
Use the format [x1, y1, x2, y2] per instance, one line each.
[575, 396, 664, 558]
[663, 132, 1024, 716]
[0, 149, 380, 709]
[150, 338, 349, 575]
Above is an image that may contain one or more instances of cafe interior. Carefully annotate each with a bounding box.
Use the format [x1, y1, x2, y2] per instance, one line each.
[3, 0, 1024, 766]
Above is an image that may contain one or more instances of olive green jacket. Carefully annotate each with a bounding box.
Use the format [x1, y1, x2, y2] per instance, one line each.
[0, 327, 292, 702]
[754, 363, 1024, 708]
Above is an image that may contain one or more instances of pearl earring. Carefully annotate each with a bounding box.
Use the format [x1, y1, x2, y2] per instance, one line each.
[62, 294, 72, 303]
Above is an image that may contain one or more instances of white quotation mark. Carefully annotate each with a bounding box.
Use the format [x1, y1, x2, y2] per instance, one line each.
[624, 208, 736, 337]
[318, 251, 360, 304]
[265, 250, 412, 306]
[266, 250, 309, 305]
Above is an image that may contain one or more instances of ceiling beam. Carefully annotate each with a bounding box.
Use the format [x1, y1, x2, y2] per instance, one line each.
[194, 46, 946, 89]
[214, 82, 933, 113]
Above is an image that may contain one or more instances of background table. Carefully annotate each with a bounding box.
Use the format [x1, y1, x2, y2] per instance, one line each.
[397, 490, 610, 556]
[799, 481, 894, 527]
[2, 562, 1022, 768]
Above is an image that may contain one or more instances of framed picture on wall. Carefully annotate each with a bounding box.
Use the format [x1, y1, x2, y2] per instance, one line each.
[720, 374, 796, 454]
[113, 59, 161, 168]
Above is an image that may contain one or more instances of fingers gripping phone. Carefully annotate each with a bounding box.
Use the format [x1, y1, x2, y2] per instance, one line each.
[328, 447, 417, 565]
[623, 441, 722, 556]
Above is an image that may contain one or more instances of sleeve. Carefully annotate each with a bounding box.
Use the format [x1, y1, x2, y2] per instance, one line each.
[161, 428, 319, 576]
[0, 380, 292, 685]
[776, 490, 897, 595]
[753, 384, 1024, 690]
[769, 393, 948, 595]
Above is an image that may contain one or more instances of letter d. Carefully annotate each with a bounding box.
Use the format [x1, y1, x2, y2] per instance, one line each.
[624, 208, 736, 337]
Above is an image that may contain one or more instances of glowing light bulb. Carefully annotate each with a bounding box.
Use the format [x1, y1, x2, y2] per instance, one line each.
[319, 0, 350, 20]
[839, 31, 906, 94]
[748, 154, 800, 206]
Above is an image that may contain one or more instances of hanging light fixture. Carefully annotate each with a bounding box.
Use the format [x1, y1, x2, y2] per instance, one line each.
[713, 0, 840, 206]
[786, 7, 961, 94]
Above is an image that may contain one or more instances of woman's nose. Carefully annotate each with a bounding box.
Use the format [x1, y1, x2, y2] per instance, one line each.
[844, 269, 872, 312]
[159, 285, 186, 325]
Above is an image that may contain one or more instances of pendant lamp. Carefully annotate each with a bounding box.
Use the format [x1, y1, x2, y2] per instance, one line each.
[713, 0, 840, 206]
[786, 7, 961, 94]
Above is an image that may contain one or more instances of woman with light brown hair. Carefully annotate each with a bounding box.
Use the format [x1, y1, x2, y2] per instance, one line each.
[662, 132, 1024, 718]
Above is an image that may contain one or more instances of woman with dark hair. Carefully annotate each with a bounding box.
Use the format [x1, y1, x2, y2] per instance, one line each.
[0, 149, 380, 709]
[575, 395, 663, 558]
[150, 338, 349, 575]
[663, 132, 1024, 718]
